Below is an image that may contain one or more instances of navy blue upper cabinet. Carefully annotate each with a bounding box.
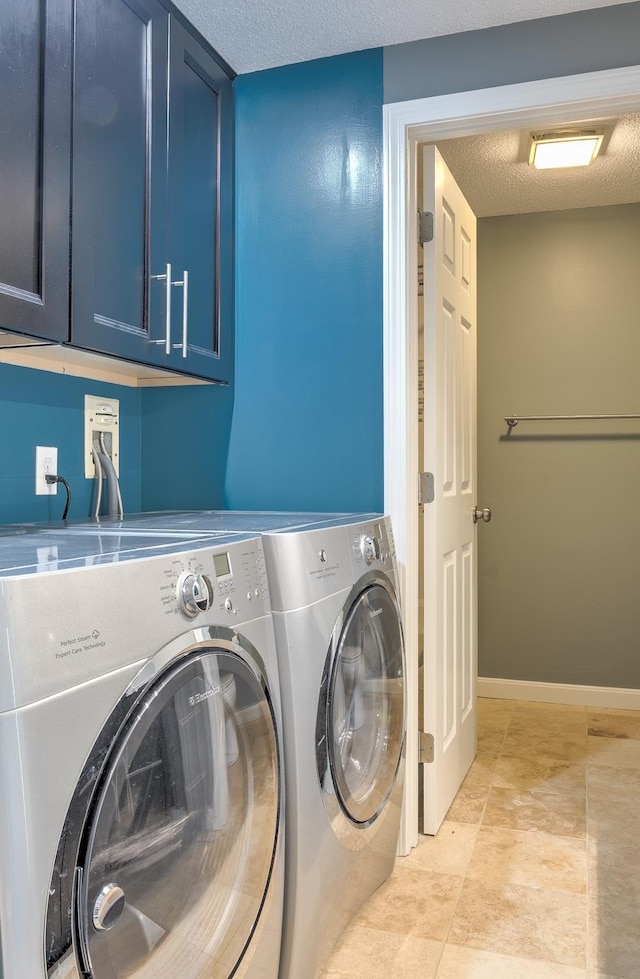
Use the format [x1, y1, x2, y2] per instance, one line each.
[165, 21, 234, 384]
[71, 0, 234, 382]
[72, 0, 170, 369]
[0, 0, 72, 342]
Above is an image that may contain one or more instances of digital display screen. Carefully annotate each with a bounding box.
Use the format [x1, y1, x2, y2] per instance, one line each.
[214, 552, 231, 578]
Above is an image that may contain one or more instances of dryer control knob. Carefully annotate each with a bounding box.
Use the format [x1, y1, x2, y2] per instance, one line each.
[177, 572, 213, 617]
[360, 534, 381, 564]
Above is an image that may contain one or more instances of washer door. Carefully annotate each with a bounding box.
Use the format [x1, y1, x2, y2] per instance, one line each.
[48, 644, 280, 979]
[318, 576, 405, 829]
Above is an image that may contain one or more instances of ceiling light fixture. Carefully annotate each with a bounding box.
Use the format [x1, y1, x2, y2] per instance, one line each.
[529, 129, 605, 169]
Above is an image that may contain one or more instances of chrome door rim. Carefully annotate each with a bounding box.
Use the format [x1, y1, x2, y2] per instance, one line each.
[316, 572, 406, 850]
[45, 627, 282, 979]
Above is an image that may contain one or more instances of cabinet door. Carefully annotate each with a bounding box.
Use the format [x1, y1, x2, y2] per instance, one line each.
[0, 0, 71, 342]
[166, 20, 234, 383]
[72, 0, 169, 366]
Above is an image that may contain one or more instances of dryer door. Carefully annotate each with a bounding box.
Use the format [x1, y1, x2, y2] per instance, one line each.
[319, 576, 405, 828]
[48, 644, 280, 979]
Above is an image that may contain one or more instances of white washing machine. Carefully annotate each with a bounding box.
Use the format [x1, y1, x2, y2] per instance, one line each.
[0, 528, 284, 979]
[55, 512, 406, 978]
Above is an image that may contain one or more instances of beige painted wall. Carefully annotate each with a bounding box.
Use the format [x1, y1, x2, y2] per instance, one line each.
[477, 203, 640, 688]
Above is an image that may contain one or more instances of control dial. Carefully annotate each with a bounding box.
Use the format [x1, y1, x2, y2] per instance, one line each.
[177, 572, 213, 618]
[360, 534, 381, 565]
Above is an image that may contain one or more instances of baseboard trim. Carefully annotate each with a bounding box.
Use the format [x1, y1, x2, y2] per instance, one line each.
[478, 676, 640, 710]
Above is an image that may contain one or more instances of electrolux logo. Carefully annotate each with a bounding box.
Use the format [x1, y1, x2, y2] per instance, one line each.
[189, 685, 221, 707]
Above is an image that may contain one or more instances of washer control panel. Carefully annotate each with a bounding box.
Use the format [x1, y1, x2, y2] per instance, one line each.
[359, 533, 381, 565]
[351, 518, 395, 570]
[159, 538, 270, 621]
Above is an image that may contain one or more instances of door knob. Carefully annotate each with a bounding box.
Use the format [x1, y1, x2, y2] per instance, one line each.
[473, 506, 492, 524]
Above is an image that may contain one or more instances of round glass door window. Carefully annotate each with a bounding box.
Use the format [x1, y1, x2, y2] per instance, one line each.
[324, 581, 405, 825]
[75, 649, 280, 978]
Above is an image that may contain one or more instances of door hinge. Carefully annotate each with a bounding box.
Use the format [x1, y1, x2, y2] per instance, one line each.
[418, 210, 433, 245]
[418, 472, 435, 505]
[419, 731, 434, 764]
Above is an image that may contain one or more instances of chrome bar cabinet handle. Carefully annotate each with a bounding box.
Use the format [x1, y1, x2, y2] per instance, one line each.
[150, 262, 172, 354]
[171, 269, 189, 358]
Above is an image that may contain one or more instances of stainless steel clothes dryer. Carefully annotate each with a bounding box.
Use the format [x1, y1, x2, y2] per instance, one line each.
[261, 515, 405, 979]
[0, 529, 284, 979]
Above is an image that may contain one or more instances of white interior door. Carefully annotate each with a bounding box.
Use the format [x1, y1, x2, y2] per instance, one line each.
[421, 144, 477, 835]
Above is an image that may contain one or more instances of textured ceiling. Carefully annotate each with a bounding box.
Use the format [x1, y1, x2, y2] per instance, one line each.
[435, 113, 640, 217]
[173, 0, 631, 74]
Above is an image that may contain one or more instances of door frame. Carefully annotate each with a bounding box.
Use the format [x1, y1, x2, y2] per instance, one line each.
[383, 64, 640, 855]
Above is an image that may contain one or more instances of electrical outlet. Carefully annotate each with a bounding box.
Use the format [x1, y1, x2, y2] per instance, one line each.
[36, 446, 58, 495]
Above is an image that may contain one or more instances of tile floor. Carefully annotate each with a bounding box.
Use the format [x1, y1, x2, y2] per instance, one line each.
[322, 698, 640, 979]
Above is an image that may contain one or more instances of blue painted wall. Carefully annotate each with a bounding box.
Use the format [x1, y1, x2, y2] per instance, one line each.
[226, 49, 384, 512]
[140, 383, 233, 511]
[0, 363, 142, 523]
